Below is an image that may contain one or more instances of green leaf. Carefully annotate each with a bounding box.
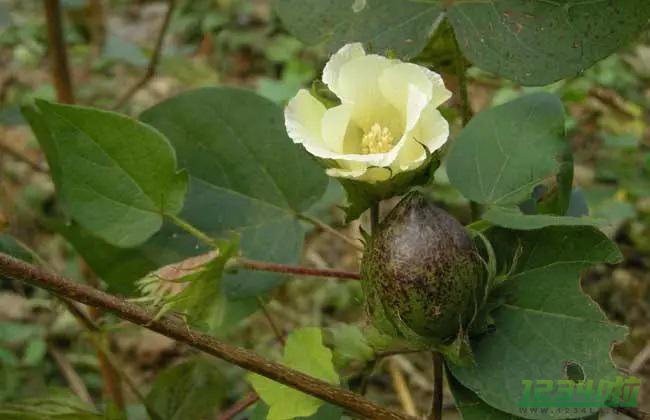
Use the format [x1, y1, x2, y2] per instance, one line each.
[275, 0, 442, 59]
[447, 93, 566, 208]
[0, 390, 103, 420]
[22, 100, 188, 248]
[140, 87, 329, 297]
[146, 358, 224, 420]
[248, 328, 339, 420]
[448, 0, 650, 85]
[448, 226, 626, 419]
[325, 324, 374, 370]
[481, 206, 603, 230]
[448, 373, 521, 420]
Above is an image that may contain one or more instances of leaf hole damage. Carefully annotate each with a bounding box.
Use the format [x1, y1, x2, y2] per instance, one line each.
[564, 360, 585, 383]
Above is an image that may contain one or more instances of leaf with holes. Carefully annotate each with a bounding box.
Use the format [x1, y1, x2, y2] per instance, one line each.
[448, 0, 650, 85]
[275, 0, 441, 59]
[23, 100, 188, 248]
[447, 226, 626, 419]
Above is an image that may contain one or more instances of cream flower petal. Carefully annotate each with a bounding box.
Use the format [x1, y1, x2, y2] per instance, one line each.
[284, 89, 329, 157]
[329, 84, 429, 168]
[422, 68, 453, 108]
[394, 105, 449, 172]
[321, 103, 353, 154]
[322, 43, 366, 97]
[378, 63, 432, 113]
[336, 54, 394, 109]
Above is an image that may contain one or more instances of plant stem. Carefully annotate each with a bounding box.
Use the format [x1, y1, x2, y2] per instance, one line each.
[296, 213, 363, 251]
[452, 32, 472, 126]
[430, 352, 444, 420]
[167, 214, 216, 248]
[218, 391, 259, 420]
[370, 203, 380, 233]
[0, 252, 414, 420]
[43, 0, 74, 103]
[257, 297, 286, 346]
[113, 0, 176, 109]
[237, 258, 360, 281]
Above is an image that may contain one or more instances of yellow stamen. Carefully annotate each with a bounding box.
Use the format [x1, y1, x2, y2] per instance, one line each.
[360, 123, 394, 154]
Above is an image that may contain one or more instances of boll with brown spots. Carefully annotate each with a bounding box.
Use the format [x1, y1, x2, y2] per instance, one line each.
[361, 192, 484, 342]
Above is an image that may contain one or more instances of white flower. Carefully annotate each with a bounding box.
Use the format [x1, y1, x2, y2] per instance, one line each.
[285, 43, 451, 183]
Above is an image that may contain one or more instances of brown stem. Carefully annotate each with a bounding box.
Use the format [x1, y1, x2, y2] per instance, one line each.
[237, 258, 360, 281]
[0, 253, 413, 420]
[257, 297, 286, 346]
[43, 0, 74, 104]
[113, 0, 176, 109]
[430, 352, 443, 420]
[218, 391, 260, 420]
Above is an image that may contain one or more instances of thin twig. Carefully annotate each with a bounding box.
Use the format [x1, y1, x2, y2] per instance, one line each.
[257, 297, 286, 346]
[217, 391, 259, 420]
[0, 252, 413, 420]
[237, 258, 360, 281]
[296, 213, 363, 251]
[112, 0, 176, 109]
[49, 346, 95, 406]
[430, 352, 443, 420]
[0, 143, 49, 173]
[43, 0, 74, 103]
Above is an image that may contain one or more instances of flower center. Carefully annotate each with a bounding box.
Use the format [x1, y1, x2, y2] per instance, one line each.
[360, 123, 394, 154]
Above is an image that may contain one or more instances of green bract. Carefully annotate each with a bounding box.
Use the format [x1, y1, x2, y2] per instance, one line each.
[361, 192, 483, 342]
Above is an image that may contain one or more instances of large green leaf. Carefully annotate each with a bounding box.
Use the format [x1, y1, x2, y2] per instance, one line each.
[275, 0, 441, 58]
[448, 0, 650, 85]
[0, 390, 103, 420]
[481, 207, 603, 230]
[447, 93, 565, 207]
[22, 100, 187, 248]
[140, 87, 329, 297]
[448, 373, 521, 420]
[248, 328, 339, 420]
[446, 93, 597, 229]
[146, 358, 224, 420]
[448, 226, 626, 419]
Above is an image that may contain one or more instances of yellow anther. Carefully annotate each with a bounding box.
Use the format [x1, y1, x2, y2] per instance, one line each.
[360, 123, 394, 154]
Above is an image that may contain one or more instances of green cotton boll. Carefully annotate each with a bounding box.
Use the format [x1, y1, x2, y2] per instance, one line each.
[361, 192, 483, 342]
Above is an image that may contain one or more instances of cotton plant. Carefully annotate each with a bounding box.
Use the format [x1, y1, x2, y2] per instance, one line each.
[6, 2, 647, 420]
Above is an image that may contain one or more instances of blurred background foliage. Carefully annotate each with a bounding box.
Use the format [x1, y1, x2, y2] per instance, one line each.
[0, 0, 649, 418]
